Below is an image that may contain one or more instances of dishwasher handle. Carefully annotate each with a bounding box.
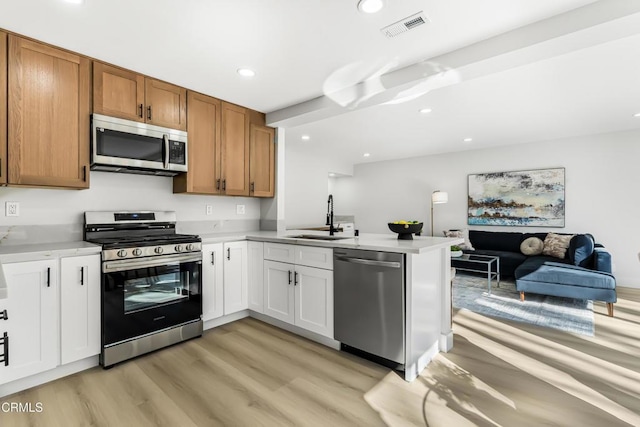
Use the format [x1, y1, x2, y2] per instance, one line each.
[335, 256, 401, 269]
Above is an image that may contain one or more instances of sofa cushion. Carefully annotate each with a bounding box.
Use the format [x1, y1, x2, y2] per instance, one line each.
[466, 249, 527, 277]
[542, 233, 574, 259]
[568, 234, 595, 268]
[469, 230, 524, 252]
[518, 261, 616, 290]
[520, 237, 544, 256]
[515, 256, 570, 279]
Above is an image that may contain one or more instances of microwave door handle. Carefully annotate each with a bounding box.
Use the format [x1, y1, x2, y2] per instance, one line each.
[163, 134, 170, 169]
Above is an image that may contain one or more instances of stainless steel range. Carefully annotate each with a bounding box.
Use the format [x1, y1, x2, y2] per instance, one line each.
[84, 211, 203, 368]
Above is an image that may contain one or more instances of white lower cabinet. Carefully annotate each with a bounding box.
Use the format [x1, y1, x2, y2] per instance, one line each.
[263, 245, 334, 339]
[247, 242, 264, 313]
[0, 260, 59, 385]
[223, 241, 248, 315]
[202, 243, 224, 321]
[60, 255, 101, 364]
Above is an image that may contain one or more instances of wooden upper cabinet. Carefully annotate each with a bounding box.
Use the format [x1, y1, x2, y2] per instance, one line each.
[249, 124, 275, 197]
[145, 78, 187, 130]
[173, 91, 221, 194]
[8, 36, 90, 189]
[93, 61, 186, 130]
[93, 62, 144, 122]
[221, 102, 250, 196]
[0, 32, 7, 185]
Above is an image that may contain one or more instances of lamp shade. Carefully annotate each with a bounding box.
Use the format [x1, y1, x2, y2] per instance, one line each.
[432, 190, 448, 204]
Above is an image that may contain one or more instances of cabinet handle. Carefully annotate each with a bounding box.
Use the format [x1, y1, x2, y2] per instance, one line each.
[0, 332, 8, 367]
[46, 267, 51, 287]
[294, 271, 299, 286]
[0, 309, 7, 320]
[222, 180, 226, 191]
[250, 182, 255, 193]
[288, 270, 292, 285]
[227, 248, 231, 260]
[211, 251, 215, 265]
[82, 165, 87, 182]
[147, 105, 152, 120]
[216, 179, 221, 191]
[138, 103, 144, 118]
[80, 266, 84, 286]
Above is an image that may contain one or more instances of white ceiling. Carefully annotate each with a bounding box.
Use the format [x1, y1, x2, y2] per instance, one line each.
[3, 0, 640, 167]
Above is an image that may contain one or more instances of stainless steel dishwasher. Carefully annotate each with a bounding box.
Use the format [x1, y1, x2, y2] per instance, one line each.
[334, 248, 405, 368]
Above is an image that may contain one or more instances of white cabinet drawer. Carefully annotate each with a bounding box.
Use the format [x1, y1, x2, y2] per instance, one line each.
[296, 246, 333, 270]
[263, 242, 296, 263]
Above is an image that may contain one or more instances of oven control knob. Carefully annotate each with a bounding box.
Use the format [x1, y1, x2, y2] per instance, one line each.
[154, 247, 164, 254]
[117, 250, 128, 258]
[175, 245, 183, 252]
[186, 244, 194, 251]
[132, 249, 142, 256]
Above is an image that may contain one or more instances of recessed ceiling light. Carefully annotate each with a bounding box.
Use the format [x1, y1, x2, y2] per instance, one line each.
[463, 138, 473, 142]
[329, 173, 336, 177]
[634, 112, 640, 117]
[64, 0, 84, 3]
[357, 0, 384, 14]
[301, 135, 310, 140]
[419, 108, 432, 114]
[237, 68, 255, 78]
[363, 153, 371, 157]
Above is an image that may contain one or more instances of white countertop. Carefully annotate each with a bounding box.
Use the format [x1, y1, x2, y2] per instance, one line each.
[0, 241, 102, 264]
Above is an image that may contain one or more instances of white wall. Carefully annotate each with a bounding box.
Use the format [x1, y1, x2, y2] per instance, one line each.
[0, 172, 260, 227]
[330, 130, 640, 287]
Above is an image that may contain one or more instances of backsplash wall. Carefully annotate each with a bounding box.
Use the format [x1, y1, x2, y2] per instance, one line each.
[0, 172, 260, 243]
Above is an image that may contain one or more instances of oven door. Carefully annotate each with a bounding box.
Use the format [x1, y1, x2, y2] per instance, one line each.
[102, 253, 202, 346]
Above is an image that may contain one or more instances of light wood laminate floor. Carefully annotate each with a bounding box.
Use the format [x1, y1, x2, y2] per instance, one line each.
[2, 287, 640, 427]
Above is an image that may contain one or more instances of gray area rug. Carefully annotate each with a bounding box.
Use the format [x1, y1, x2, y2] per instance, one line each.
[453, 274, 594, 336]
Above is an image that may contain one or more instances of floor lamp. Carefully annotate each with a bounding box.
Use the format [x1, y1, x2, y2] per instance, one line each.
[431, 190, 448, 236]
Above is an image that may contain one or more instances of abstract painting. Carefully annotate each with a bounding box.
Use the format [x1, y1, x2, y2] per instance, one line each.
[468, 168, 565, 227]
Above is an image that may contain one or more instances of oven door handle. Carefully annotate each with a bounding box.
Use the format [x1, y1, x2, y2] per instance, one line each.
[103, 253, 202, 273]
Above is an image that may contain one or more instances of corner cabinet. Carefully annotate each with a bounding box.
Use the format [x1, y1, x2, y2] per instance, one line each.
[0, 31, 7, 186]
[249, 125, 275, 197]
[0, 260, 59, 385]
[247, 242, 264, 313]
[173, 91, 222, 195]
[221, 102, 250, 196]
[93, 61, 187, 131]
[7, 35, 90, 189]
[223, 241, 249, 315]
[262, 243, 334, 338]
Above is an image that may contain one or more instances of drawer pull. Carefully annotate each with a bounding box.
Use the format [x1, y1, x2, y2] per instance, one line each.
[0, 309, 7, 320]
[0, 332, 8, 366]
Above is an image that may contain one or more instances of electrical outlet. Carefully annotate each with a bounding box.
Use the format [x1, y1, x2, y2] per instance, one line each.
[206, 205, 213, 215]
[236, 204, 245, 215]
[5, 201, 19, 217]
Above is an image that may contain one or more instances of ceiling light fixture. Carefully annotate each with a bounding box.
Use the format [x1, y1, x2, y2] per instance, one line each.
[301, 135, 310, 140]
[419, 108, 432, 114]
[463, 138, 473, 142]
[237, 68, 255, 78]
[634, 112, 640, 117]
[363, 153, 371, 157]
[329, 173, 336, 177]
[357, 0, 384, 14]
[64, 0, 84, 3]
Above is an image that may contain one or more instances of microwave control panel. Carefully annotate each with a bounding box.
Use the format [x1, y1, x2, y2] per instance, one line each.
[169, 141, 186, 165]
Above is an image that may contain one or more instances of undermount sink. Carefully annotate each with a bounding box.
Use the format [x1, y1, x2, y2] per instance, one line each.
[287, 234, 351, 241]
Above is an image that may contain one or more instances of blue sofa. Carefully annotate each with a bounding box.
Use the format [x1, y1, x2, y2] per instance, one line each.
[465, 230, 616, 316]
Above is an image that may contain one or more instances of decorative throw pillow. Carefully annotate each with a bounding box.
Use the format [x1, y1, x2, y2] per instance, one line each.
[520, 237, 544, 256]
[568, 234, 595, 267]
[443, 229, 475, 250]
[542, 233, 574, 259]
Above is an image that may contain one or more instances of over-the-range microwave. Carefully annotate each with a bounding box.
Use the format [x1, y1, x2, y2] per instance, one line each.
[91, 114, 188, 176]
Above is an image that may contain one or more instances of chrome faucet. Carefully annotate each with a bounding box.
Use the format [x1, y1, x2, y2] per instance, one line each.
[326, 194, 337, 236]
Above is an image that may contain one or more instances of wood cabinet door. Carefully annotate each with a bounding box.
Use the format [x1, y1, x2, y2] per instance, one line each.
[294, 265, 334, 338]
[263, 260, 295, 324]
[202, 243, 224, 321]
[221, 102, 250, 196]
[145, 78, 187, 130]
[60, 255, 100, 365]
[173, 91, 221, 194]
[249, 124, 275, 197]
[8, 36, 90, 188]
[93, 61, 144, 122]
[0, 32, 6, 185]
[0, 260, 59, 385]
[223, 241, 248, 315]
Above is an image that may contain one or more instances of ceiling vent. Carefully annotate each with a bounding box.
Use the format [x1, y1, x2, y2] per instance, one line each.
[381, 12, 428, 39]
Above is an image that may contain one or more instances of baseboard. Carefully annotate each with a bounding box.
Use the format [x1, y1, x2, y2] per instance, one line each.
[249, 311, 340, 350]
[0, 356, 99, 398]
[203, 310, 250, 330]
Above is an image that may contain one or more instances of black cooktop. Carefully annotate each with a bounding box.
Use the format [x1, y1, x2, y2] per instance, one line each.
[87, 233, 200, 249]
